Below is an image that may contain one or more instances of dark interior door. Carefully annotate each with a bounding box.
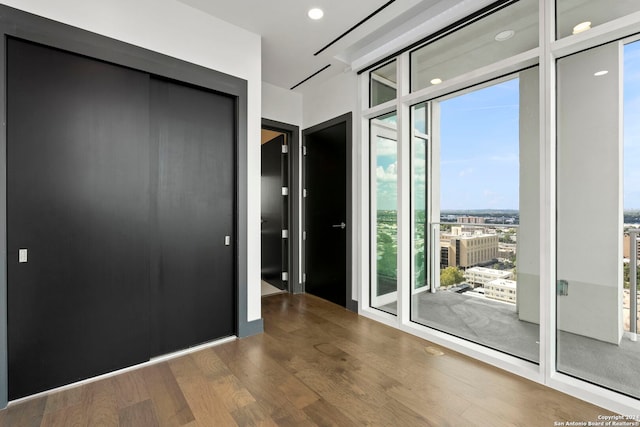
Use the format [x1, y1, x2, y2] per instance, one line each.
[261, 134, 285, 289]
[7, 39, 151, 399]
[304, 122, 347, 307]
[151, 78, 235, 356]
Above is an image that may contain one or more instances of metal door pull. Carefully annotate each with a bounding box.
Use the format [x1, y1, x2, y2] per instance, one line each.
[332, 222, 346, 229]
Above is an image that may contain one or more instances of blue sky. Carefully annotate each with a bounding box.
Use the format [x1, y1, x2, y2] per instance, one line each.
[440, 78, 520, 210]
[624, 40, 640, 209]
[375, 39, 640, 212]
[375, 80, 520, 211]
[440, 39, 640, 210]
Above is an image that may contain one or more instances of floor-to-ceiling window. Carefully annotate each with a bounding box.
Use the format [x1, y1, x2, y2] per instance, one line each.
[360, 0, 640, 414]
[623, 41, 640, 350]
[556, 37, 640, 401]
[411, 71, 540, 363]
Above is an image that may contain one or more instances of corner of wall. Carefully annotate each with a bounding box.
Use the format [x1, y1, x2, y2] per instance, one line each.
[301, 71, 358, 129]
[262, 82, 303, 126]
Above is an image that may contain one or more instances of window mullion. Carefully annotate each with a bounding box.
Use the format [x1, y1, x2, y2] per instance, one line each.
[397, 52, 411, 325]
[539, 0, 556, 385]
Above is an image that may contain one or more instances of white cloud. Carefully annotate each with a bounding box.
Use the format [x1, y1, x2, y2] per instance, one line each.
[376, 163, 397, 182]
[375, 137, 397, 156]
[414, 158, 427, 179]
[488, 153, 519, 163]
[459, 168, 474, 177]
[414, 158, 426, 168]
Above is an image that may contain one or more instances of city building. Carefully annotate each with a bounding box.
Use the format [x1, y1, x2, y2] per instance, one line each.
[464, 267, 513, 287]
[485, 279, 518, 304]
[440, 228, 499, 269]
[458, 215, 485, 224]
[498, 243, 517, 260]
[623, 233, 640, 260]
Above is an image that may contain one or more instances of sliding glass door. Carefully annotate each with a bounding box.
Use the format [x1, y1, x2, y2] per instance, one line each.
[556, 37, 640, 400]
[410, 70, 540, 363]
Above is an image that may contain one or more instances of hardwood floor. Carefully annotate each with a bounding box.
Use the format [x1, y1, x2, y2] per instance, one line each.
[0, 293, 612, 426]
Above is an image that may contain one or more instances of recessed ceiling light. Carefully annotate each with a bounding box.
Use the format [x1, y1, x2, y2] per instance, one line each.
[594, 70, 609, 77]
[495, 30, 515, 42]
[430, 78, 443, 85]
[308, 8, 324, 20]
[572, 21, 592, 35]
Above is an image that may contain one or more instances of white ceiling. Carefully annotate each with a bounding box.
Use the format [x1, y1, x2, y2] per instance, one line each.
[178, 0, 477, 91]
[176, 0, 629, 93]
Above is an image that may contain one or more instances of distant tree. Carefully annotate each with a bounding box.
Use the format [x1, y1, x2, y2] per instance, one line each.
[440, 266, 465, 287]
[377, 237, 397, 279]
[623, 262, 640, 289]
[378, 232, 393, 244]
[415, 250, 426, 287]
[499, 230, 516, 243]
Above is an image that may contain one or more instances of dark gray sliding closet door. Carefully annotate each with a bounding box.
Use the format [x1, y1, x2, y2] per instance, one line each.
[7, 38, 236, 400]
[7, 38, 152, 400]
[151, 78, 235, 357]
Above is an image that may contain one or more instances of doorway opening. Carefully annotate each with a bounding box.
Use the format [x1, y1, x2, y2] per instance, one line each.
[261, 119, 301, 296]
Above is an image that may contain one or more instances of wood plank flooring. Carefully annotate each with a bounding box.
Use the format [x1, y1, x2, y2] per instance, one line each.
[0, 293, 614, 426]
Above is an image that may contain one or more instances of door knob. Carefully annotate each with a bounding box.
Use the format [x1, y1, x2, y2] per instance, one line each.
[332, 222, 346, 229]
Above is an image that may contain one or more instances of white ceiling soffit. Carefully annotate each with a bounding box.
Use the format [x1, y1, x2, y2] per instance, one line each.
[410, 0, 537, 91]
[177, 0, 485, 91]
[349, 0, 497, 72]
[178, 0, 639, 91]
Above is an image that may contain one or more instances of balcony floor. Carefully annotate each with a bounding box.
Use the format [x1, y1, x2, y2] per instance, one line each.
[402, 290, 640, 399]
[410, 291, 539, 362]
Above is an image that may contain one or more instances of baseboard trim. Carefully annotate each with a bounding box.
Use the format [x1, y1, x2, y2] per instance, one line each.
[238, 318, 264, 338]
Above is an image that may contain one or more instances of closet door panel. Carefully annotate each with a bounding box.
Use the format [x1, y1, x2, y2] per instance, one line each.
[7, 39, 151, 399]
[151, 78, 235, 356]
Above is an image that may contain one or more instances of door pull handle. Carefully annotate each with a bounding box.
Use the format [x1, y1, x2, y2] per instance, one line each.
[332, 222, 346, 229]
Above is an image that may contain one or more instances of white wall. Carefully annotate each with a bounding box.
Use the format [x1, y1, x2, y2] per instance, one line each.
[302, 72, 358, 129]
[556, 42, 623, 344]
[262, 82, 303, 126]
[2, 0, 263, 323]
